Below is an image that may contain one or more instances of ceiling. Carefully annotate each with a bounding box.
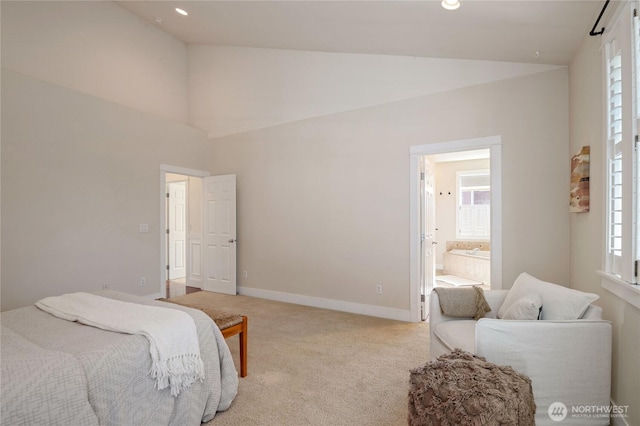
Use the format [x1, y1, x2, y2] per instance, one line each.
[118, 0, 609, 66]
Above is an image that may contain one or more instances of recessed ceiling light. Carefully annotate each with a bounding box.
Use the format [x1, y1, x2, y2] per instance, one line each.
[441, 0, 461, 10]
[175, 8, 188, 16]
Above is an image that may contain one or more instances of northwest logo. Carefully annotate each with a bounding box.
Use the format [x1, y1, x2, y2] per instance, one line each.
[548, 402, 568, 422]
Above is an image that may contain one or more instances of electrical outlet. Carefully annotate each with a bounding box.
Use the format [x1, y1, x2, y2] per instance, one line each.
[102, 284, 111, 290]
[139, 277, 146, 286]
[376, 285, 382, 294]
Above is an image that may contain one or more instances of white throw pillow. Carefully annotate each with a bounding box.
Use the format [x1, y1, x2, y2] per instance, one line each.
[500, 296, 542, 320]
[498, 273, 599, 320]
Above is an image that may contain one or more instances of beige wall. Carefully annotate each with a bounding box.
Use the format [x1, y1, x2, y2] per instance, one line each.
[569, 33, 640, 423]
[1, 1, 189, 123]
[0, 69, 209, 311]
[0, 2, 206, 310]
[188, 45, 561, 138]
[208, 68, 570, 313]
[434, 158, 491, 266]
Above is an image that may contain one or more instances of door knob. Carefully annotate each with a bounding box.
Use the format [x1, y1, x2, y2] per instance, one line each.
[229, 239, 236, 243]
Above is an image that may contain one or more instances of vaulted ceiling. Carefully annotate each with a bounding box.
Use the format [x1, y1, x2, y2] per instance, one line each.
[118, 0, 608, 65]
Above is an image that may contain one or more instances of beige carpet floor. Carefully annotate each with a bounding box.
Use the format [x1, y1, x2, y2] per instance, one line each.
[166, 291, 430, 426]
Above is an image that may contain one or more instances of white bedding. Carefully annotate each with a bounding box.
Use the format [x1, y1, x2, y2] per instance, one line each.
[35, 292, 205, 397]
[1, 291, 238, 426]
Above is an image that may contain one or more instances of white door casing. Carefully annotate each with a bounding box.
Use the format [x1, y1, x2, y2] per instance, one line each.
[203, 175, 237, 295]
[420, 156, 437, 320]
[168, 181, 187, 280]
[409, 136, 502, 323]
[160, 165, 210, 295]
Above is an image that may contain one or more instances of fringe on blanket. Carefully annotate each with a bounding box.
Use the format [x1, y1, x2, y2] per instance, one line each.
[151, 354, 205, 397]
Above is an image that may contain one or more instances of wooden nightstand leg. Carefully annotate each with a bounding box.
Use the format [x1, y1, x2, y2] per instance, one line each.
[239, 316, 247, 377]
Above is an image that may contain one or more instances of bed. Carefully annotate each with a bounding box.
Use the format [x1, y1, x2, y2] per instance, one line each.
[0, 291, 238, 426]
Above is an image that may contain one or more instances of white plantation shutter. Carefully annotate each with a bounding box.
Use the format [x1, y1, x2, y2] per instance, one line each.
[635, 12, 640, 275]
[456, 171, 490, 239]
[603, 4, 638, 284]
[459, 205, 474, 235]
[474, 206, 490, 236]
[607, 48, 624, 276]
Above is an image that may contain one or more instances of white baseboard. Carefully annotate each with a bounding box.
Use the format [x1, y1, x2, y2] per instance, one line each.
[144, 292, 163, 300]
[238, 286, 411, 322]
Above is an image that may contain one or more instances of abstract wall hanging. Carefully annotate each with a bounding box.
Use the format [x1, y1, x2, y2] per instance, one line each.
[570, 146, 590, 213]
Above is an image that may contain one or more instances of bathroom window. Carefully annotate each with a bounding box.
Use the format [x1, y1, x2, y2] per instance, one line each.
[602, 2, 638, 285]
[456, 170, 490, 239]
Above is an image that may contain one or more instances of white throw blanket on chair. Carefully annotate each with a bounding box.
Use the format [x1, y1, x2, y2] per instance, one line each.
[35, 292, 205, 397]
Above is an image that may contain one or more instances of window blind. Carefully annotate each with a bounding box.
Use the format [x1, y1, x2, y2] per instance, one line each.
[607, 48, 624, 276]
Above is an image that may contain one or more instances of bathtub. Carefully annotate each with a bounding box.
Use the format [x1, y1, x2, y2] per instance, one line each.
[448, 249, 491, 259]
[442, 249, 491, 286]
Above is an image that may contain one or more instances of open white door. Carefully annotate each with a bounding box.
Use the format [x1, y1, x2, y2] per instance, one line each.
[167, 181, 187, 280]
[203, 175, 237, 295]
[420, 156, 436, 320]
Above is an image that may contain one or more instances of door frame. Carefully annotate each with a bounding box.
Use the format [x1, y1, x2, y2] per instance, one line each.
[409, 136, 502, 323]
[160, 164, 210, 295]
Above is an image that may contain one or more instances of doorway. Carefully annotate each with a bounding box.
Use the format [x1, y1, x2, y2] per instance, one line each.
[409, 136, 502, 323]
[166, 179, 187, 282]
[160, 165, 238, 299]
[160, 165, 210, 298]
[430, 150, 492, 290]
[164, 173, 204, 298]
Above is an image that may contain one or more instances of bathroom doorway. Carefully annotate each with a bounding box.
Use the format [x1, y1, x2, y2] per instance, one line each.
[409, 136, 503, 322]
[430, 151, 491, 292]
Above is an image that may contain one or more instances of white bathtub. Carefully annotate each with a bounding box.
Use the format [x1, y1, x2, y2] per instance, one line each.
[443, 249, 491, 285]
[449, 249, 491, 259]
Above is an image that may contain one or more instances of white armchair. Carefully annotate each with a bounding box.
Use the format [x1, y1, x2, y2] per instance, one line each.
[429, 288, 612, 426]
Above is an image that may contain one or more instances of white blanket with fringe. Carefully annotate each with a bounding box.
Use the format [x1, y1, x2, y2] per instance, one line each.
[35, 292, 204, 396]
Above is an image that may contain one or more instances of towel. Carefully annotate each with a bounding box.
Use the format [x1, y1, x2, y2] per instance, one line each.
[35, 292, 205, 396]
[433, 286, 491, 320]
